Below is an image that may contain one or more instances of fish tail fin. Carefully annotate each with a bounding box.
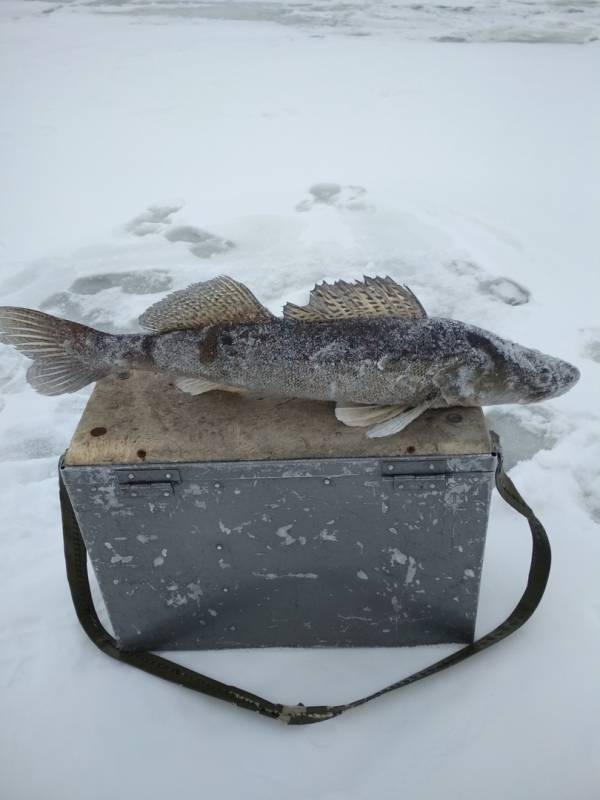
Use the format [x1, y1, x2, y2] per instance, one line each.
[0, 307, 109, 395]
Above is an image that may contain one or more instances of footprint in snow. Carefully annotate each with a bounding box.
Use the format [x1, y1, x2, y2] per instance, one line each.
[446, 259, 531, 307]
[125, 204, 235, 259]
[445, 259, 482, 278]
[479, 277, 531, 306]
[125, 204, 181, 237]
[164, 225, 235, 258]
[295, 182, 371, 213]
[39, 291, 118, 331]
[39, 269, 173, 331]
[70, 270, 173, 296]
[37, 199, 235, 332]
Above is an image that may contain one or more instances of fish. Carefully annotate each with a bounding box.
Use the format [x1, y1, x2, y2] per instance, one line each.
[0, 275, 580, 437]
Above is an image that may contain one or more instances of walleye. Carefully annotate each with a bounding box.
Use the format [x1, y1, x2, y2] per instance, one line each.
[0, 276, 580, 437]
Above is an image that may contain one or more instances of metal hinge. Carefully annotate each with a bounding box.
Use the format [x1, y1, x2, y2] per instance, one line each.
[381, 460, 448, 477]
[116, 468, 181, 498]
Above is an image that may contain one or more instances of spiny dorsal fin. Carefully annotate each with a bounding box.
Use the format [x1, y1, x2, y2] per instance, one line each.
[283, 276, 427, 322]
[139, 276, 274, 333]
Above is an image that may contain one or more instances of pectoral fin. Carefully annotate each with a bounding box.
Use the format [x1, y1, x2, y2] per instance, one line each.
[335, 403, 406, 427]
[175, 377, 246, 395]
[335, 399, 433, 437]
[367, 401, 433, 438]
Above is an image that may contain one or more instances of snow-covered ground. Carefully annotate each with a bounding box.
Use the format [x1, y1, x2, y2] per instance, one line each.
[1, 2, 599, 798]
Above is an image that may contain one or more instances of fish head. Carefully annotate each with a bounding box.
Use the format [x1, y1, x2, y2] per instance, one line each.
[459, 327, 580, 406]
[506, 348, 580, 403]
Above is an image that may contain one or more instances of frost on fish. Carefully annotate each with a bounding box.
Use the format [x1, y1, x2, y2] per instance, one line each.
[0, 275, 579, 437]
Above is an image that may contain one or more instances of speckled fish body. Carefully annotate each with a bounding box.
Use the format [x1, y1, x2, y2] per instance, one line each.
[146, 316, 579, 407]
[0, 275, 580, 436]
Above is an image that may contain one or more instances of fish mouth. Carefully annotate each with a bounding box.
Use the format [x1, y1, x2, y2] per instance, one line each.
[566, 363, 581, 386]
[532, 361, 580, 401]
[554, 361, 581, 396]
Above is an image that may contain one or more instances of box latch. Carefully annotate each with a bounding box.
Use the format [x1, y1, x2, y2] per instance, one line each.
[116, 468, 181, 498]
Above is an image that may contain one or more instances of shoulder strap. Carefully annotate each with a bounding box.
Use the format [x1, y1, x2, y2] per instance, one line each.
[59, 431, 550, 725]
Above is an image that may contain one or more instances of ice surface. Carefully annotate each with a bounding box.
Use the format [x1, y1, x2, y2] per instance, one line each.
[1, 2, 599, 800]
[579, 326, 600, 363]
[14, 0, 600, 44]
[485, 405, 568, 469]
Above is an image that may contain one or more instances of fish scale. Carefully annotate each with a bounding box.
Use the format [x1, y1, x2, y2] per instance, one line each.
[149, 318, 453, 406]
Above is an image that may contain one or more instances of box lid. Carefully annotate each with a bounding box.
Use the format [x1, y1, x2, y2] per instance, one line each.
[64, 373, 492, 466]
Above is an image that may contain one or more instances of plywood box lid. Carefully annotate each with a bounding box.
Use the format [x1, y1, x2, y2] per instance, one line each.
[64, 373, 492, 466]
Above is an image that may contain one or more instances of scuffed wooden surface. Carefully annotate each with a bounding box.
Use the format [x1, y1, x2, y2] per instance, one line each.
[65, 372, 492, 465]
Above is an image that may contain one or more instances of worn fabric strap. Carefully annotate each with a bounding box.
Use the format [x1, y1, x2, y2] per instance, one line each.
[59, 431, 551, 725]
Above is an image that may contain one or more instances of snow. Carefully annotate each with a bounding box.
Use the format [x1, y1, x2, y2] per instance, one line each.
[1, 2, 600, 799]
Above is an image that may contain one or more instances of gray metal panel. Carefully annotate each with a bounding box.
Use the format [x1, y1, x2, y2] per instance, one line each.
[61, 455, 495, 651]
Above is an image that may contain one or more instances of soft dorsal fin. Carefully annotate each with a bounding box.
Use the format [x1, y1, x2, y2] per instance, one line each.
[139, 276, 275, 333]
[283, 276, 427, 322]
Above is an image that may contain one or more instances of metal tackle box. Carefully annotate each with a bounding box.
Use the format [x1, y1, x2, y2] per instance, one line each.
[60, 373, 496, 652]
